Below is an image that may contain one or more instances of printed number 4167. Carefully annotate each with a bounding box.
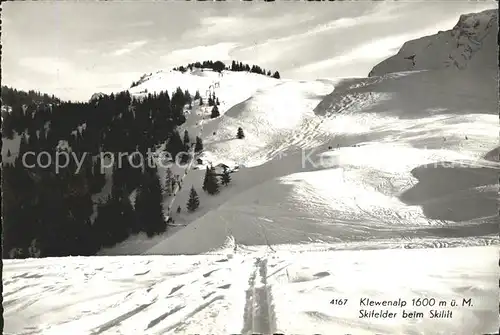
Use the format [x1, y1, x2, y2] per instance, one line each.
[330, 298, 347, 305]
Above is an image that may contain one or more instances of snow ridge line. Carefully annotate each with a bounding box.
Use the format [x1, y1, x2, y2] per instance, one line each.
[241, 257, 277, 335]
[165, 84, 214, 222]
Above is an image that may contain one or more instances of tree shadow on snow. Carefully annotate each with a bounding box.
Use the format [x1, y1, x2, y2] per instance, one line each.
[483, 146, 500, 162]
[399, 162, 499, 223]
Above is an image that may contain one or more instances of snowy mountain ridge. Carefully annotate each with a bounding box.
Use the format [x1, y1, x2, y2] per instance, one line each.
[128, 68, 280, 117]
[369, 9, 498, 77]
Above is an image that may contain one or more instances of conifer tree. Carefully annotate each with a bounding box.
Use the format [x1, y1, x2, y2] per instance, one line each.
[194, 90, 201, 100]
[194, 136, 203, 153]
[221, 167, 231, 186]
[97, 189, 137, 244]
[203, 165, 220, 195]
[237, 127, 245, 139]
[183, 129, 190, 149]
[167, 130, 184, 157]
[165, 167, 173, 195]
[186, 186, 200, 212]
[125, 153, 143, 191]
[184, 89, 192, 104]
[220, 167, 231, 186]
[93, 196, 123, 248]
[211, 105, 220, 119]
[135, 166, 167, 237]
[119, 196, 138, 235]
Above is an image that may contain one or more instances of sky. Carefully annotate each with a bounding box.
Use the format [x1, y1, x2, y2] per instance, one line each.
[2, 0, 497, 101]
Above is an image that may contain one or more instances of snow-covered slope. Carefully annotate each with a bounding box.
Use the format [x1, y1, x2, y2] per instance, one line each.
[193, 79, 336, 167]
[130, 68, 279, 118]
[4, 246, 498, 334]
[95, 12, 499, 256]
[131, 69, 336, 168]
[127, 10, 499, 257]
[142, 68, 498, 255]
[368, 9, 498, 77]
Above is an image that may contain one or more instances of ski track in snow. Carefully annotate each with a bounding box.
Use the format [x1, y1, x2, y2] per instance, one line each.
[4, 10, 500, 334]
[241, 257, 277, 335]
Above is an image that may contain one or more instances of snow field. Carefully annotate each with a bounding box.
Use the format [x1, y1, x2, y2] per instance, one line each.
[3, 245, 498, 334]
